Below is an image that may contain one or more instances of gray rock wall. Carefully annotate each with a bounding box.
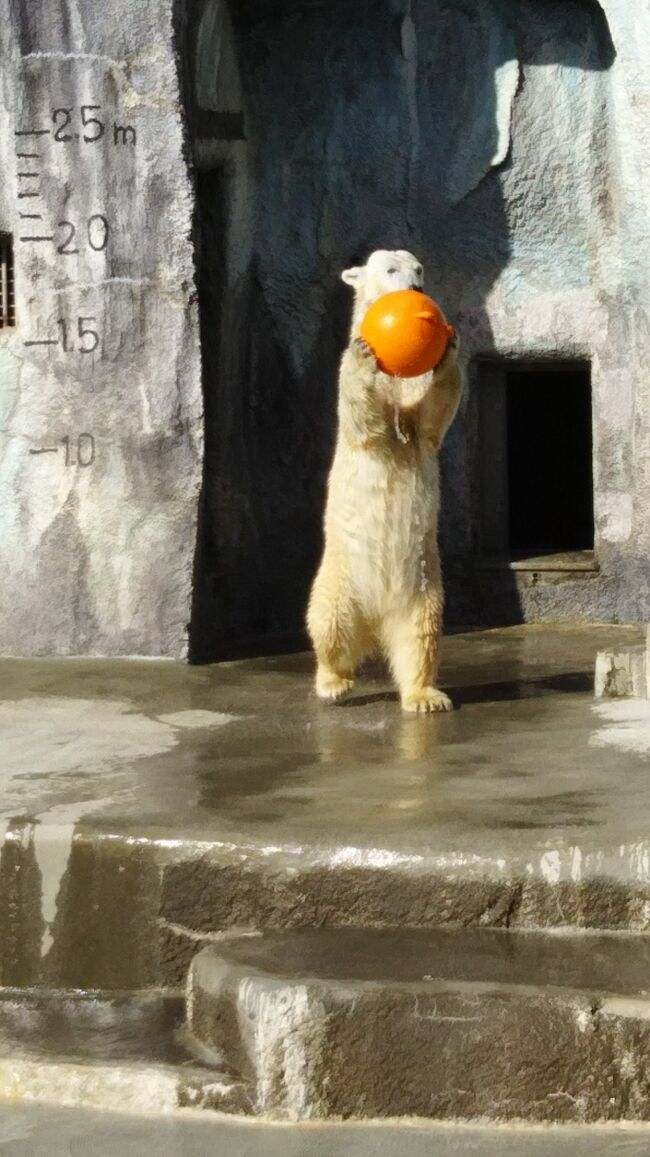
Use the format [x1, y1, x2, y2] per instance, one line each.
[1, 0, 648, 657]
[0, 0, 202, 656]
[188, 0, 649, 655]
[458, 0, 650, 625]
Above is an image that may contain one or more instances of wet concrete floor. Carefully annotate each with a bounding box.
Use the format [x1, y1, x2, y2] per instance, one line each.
[193, 924, 650, 994]
[0, 624, 647, 875]
[1, 1104, 650, 1157]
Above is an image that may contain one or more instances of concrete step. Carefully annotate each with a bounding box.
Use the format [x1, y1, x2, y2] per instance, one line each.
[1, 624, 649, 992]
[0, 989, 246, 1114]
[3, 1104, 650, 1157]
[187, 926, 650, 1123]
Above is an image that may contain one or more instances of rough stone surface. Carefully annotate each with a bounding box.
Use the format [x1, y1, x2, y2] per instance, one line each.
[0, 0, 202, 657]
[1, 626, 650, 989]
[18, 929, 650, 1126]
[0, 0, 649, 656]
[595, 628, 650, 699]
[188, 928, 650, 1123]
[595, 647, 647, 698]
[0, 1, 649, 657]
[183, 0, 650, 652]
[0, 988, 248, 1115]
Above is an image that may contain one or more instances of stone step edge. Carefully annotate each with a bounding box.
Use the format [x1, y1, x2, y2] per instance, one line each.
[0, 1056, 248, 1116]
[6, 818, 650, 994]
[187, 938, 650, 1124]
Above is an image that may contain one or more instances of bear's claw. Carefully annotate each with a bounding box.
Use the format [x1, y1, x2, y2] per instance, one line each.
[401, 687, 453, 714]
[316, 672, 355, 701]
[353, 337, 377, 364]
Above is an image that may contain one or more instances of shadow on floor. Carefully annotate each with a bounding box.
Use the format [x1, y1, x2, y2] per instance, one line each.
[340, 671, 594, 710]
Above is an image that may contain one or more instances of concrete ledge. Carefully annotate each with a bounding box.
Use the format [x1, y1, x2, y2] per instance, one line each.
[188, 928, 650, 1123]
[0, 990, 248, 1115]
[3, 626, 650, 992]
[595, 645, 648, 698]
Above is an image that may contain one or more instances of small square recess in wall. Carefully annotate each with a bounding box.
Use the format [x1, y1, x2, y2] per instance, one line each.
[476, 359, 596, 571]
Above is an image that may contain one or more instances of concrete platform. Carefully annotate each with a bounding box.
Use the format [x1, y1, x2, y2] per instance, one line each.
[2, 624, 650, 990]
[188, 927, 650, 1122]
[3, 1105, 650, 1157]
[4, 925, 650, 1124]
[0, 990, 246, 1115]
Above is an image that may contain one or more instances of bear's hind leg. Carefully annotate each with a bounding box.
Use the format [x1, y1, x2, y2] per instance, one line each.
[307, 565, 369, 701]
[383, 591, 452, 713]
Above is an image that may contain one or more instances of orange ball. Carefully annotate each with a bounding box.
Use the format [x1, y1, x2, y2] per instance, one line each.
[360, 290, 454, 378]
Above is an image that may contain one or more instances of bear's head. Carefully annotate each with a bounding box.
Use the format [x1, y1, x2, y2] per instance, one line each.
[342, 249, 424, 329]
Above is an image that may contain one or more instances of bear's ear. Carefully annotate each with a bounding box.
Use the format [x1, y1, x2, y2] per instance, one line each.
[341, 265, 364, 288]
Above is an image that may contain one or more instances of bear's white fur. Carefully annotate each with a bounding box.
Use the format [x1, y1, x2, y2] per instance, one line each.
[307, 249, 463, 712]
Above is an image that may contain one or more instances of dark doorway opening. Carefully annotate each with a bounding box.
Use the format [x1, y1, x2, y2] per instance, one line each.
[477, 362, 594, 561]
[507, 367, 594, 553]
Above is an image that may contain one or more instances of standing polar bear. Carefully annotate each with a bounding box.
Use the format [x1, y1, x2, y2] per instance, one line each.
[307, 249, 463, 712]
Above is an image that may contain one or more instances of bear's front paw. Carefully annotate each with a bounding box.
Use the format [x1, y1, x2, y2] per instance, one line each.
[352, 337, 378, 367]
[401, 686, 453, 714]
[434, 329, 460, 377]
[316, 669, 355, 702]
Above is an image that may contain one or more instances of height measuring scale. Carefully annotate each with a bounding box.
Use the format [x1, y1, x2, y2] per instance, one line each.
[3, 34, 202, 656]
[14, 53, 140, 469]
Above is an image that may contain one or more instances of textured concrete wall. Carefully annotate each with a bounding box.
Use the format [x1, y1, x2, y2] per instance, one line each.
[456, 0, 650, 625]
[187, 0, 649, 656]
[0, 0, 202, 656]
[1, 0, 648, 657]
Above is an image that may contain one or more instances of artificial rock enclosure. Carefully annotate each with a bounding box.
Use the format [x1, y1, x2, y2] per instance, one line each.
[1, 0, 649, 659]
[6, 4, 650, 1136]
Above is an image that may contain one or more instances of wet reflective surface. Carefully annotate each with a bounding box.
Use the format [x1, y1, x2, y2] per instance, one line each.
[201, 924, 650, 994]
[2, 1104, 650, 1157]
[0, 991, 185, 1064]
[1, 624, 650, 989]
[0, 624, 646, 870]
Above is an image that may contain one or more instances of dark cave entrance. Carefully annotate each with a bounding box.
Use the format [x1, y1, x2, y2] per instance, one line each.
[477, 361, 594, 562]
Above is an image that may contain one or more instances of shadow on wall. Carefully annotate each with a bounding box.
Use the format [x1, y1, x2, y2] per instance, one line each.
[179, 0, 615, 661]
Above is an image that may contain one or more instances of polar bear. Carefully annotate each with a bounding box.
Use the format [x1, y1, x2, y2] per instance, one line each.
[307, 249, 463, 712]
